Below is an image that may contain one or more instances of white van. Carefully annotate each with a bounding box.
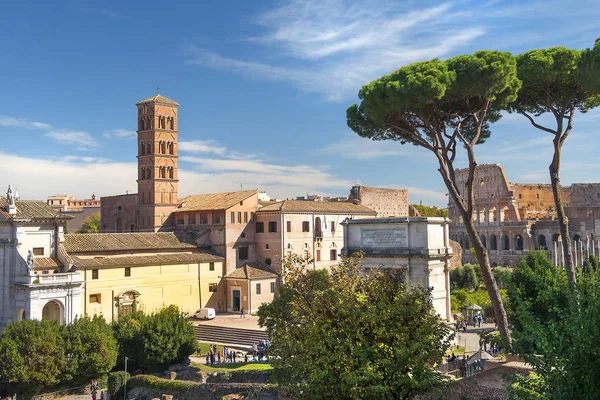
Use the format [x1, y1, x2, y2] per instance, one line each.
[194, 308, 216, 320]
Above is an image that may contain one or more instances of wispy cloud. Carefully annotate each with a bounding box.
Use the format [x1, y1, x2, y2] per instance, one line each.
[45, 130, 99, 147]
[81, 8, 127, 19]
[179, 140, 227, 155]
[0, 116, 51, 130]
[103, 129, 136, 139]
[322, 136, 411, 159]
[185, 0, 484, 101]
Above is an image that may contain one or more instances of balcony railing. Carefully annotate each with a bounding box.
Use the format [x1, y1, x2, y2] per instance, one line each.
[35, 273, 82, 284]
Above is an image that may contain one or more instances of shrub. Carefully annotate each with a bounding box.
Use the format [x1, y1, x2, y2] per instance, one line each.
[127, 375, 195, 392]
[107, 371, 130, 398]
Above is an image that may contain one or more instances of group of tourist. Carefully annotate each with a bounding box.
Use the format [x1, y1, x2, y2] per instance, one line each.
[252, 339, 271, 362]
[455, 313, 485, 331]
[204, 344, 249, 366]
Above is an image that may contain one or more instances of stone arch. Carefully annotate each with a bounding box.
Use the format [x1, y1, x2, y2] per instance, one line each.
[16, 307, 25, 321]
[42, 300, 63, 323]
[552, 233, 561, 242]
[116, 290, 140, 318]
[502, 234, 510, 250]
[116, 217, 123, 233]
[265, 258, 272, 266]
[538, 234, 547, 250]
[502, 207, 510, 222]
[490, 234, 497, 250]
[515, 234, 524, 250]
[488, 206, 497, 223]
[480, 235, 487, 249]
[573, 234, 581, 242]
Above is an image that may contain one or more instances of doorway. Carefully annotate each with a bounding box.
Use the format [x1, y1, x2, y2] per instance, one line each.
[232, 289, 241, 312]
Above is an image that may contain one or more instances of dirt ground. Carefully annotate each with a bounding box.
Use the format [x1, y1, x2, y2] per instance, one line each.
[192, 312, 265, 331]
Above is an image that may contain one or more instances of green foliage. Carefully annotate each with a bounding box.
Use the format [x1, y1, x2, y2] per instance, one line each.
[78, 211, 101, 233]
[64, 315, 118, 383]
[258, 252, 453, 399]
[0, 319, 66, 397]
[126, 374, 195, 392]
[450, 264, 480, 291]
[113, 305, 196, 371]
[493, 267, 512, 289]
[451, 288, 508, 316]
[107, 371, 130, 398]
[508, 251, 600, 398]
[583, 255, 599, 272]
[411, 204, 448, 217]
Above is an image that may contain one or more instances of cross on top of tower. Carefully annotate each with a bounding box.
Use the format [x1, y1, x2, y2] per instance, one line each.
[156, 85, 160, 95]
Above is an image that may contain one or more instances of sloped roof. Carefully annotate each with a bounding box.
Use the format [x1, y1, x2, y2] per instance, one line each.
[257, 200, 376, 215]
[64, 232, 196, 253]
[136, 94, 179, 106]
[0, 197, 64, 220]
[34, 257, 63, 269]
[226, 261, 278, 280]
[70, 252, 223, 268]
[174, 190, 258, 213]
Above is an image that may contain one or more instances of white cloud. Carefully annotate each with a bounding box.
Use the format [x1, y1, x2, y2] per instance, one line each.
[45, 130, 99, 147]
[406, 186, 448, 206]
[0, 116, 51, 130]
[322, 136, 411, 159]
[185, 0, 484, 101]
[103, 129, 136, 139]
[179, 140, 227, 155]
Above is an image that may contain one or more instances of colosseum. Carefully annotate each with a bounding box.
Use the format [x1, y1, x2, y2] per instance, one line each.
[448, 164, 600, 267]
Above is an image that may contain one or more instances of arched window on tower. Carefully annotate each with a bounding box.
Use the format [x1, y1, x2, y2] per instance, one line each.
[160, 116, 165, 129]
[169, 117, 174, 130]
[161, 142, 166, 154]
[169, 142, 174, 155]
[515, 234, 524, 250]
[168, 167, 174, 179]
[141, 142, 146, 156]
[139, 119, 144, 131]
[146, 143, 152, 154]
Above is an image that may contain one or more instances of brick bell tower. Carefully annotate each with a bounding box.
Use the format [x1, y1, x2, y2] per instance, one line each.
[136, 93, 180, 232]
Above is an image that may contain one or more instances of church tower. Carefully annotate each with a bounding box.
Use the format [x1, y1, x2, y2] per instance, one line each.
[136, 94, 180, 232]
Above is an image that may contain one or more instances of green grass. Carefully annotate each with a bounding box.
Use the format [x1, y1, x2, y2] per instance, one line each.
[192, 361, 273, 373]
[446, 346, 466, 356]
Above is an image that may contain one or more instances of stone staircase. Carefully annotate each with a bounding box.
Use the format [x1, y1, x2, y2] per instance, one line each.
[195, 324, 269, 348]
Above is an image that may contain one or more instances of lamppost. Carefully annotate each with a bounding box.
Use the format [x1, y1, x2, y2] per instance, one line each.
[124, 356, 128, 400]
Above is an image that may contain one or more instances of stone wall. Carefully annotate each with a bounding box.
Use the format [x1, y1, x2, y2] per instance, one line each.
[100, 193, 137, 233]
[348, 185, 409, 217]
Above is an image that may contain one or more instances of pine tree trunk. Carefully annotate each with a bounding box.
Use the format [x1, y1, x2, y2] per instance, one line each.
[463, 215, 512, 343]
[549, 146, 576, 286]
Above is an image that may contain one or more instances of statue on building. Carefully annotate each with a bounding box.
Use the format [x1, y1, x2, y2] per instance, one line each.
[26, 250, 34, 275]
[6, 185, 15, 206]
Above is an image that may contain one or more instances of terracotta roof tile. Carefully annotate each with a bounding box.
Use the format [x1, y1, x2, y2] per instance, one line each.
[174, 190, 258, 213]
[34, 257, 63, 269]
[136, 94, 179, 106]
[226, 261, 278, 280]
[257, 200, 376, 214]
[71, 251, 223, 268]
[0, 197, 63, 220]
[64, 232, 196, 253]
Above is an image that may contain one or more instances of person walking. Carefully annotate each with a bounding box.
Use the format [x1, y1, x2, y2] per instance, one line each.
[90, 378, 98, 400]
[241, 307, 245, 318]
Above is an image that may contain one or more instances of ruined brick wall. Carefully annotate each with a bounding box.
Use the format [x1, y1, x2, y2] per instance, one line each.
[100, 193, 137, 233]
[348, 185, 408, 217]
[512, 184, 557, 220]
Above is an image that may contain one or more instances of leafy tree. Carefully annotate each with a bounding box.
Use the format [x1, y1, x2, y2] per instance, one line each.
[78, 211, 101, 233]
[0, 319, 66, 397]
[493, 266, 513, 290]
[461, 264, 480, 291]
[113, 305, 196, 371]
[507, 40, 600, 286]
[258, 253, 453, 399]
[347, 50, 520, 343]
[64, 315, 118, 383]
[508, 251, 600, 398]
[411, 204, 448, 217]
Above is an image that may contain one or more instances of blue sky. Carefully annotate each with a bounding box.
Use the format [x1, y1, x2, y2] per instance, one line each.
[0, 0, 599, 207]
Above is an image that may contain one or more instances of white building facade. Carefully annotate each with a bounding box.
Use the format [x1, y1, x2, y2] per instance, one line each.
[0, 186, 82, 329]
[342, 217, 452, 321]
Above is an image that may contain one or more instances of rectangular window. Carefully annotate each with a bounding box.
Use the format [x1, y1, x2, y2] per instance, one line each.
[231, 212, 235, 224]
[239, 246, 249, 260]
[42, 270, 49, 275]
[244, 212, 248, 223]
[331, 221, 335, 232]
[286, 221, 291, 232]
[124, 267, 131, 277]
[269, 221, 277, 233]
[270, 282, 275, 293]
[209, 283, 218, 292]
[209, 262, 215, 271]
[200, 213, 208, 224]
[330, 250, 337, 261]
[89, 294, 101, 303]
[250, 212, 255, 222]
[213, 212, 221, 224]
[256, 283, 262, 295]
[238, 212, 242, 224]
[188, 214, 196, 225]
[256, 222, 264, 233]
[33, 247, 44, 256]
[177, 217, 184, 225]
[316, 249, 321, 261]
[92, 269, 99, 280]
[302, 221, 310, 232]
